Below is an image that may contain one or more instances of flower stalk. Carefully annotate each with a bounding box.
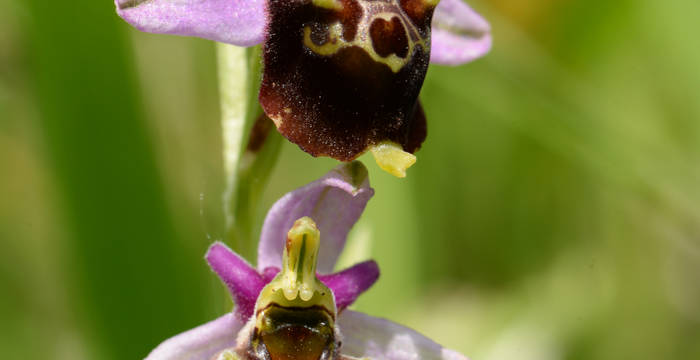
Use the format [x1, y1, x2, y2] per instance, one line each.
[219, 44, 283, 261]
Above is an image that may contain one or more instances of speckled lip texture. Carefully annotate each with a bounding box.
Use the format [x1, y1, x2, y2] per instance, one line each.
[115, 0, 491, 161]
[259, 0, 433, 161]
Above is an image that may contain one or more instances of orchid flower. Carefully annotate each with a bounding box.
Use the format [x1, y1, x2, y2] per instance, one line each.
[145, 162, 468, 360]
[115, 0, 491, 177]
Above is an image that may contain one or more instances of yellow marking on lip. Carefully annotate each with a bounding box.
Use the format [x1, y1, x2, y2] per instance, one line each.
[303, 23, 345, 56]
[302, 2, 430, 73]
[313, 0, 343, 10]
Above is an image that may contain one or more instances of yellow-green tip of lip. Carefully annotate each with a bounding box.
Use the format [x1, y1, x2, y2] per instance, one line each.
[370, 141, 417, 178]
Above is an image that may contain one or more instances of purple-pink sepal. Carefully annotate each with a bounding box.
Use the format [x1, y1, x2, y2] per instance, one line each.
[114, 0, 266, 46]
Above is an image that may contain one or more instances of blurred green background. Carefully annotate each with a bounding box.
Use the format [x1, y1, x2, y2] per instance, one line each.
[2, 0, 700, 359]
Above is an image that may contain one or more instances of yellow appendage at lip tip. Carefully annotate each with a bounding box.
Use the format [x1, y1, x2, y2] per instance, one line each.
[369, 141, 416, 178]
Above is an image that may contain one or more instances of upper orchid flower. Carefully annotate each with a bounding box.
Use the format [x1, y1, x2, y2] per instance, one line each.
[115, 0, 491, 177]
[145, 162, 469, 360]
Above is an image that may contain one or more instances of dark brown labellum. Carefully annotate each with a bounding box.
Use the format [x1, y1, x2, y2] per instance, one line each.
[260, 0, 436, 161]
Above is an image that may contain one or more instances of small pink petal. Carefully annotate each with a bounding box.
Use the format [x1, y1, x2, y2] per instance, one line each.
[145, 313, 242, 360]
[319, 260, 379, 312]
[115, 0, 266, 46]
[257, 162, 374, 274]
[206, 242, 266, 322]
[430, 0, 492, 65]
[338, 310, 469, 360]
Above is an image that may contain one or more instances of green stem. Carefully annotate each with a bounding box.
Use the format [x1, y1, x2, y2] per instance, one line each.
[217, 44, 283, 262]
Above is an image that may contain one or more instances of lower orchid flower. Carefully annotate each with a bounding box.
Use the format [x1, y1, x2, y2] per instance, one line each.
[145, 162, 468, 360]
[115, 0, 491, 177]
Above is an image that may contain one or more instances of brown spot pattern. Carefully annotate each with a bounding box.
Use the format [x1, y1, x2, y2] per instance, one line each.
[340, 0, 363, 41]
[370, 17, 409, 58]
[400, 0, 433, 29]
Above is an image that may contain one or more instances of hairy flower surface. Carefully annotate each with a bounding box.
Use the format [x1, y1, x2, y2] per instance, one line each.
[145, 162, 468, 359]
[115, 0, 491, 176]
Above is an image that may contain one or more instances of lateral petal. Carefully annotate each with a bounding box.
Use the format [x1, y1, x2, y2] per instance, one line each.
[319, 260, 380, 312]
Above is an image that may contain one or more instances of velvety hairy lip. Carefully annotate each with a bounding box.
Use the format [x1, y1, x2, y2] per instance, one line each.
[260, 0, 435, 161]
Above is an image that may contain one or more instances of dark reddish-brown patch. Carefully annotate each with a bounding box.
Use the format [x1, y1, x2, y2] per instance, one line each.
[370, 17, 409, 58]
[400, 0, 434, 30]
[407, 100, 427, 153]
[260, 0, 434, 161]
[340, 0, 363, 41]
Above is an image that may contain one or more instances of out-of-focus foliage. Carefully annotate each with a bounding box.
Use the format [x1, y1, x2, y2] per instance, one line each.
[1, 0, 699, 359]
